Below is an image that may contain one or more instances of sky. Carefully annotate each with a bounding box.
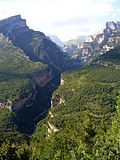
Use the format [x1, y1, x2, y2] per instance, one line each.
[0, 0, 120, 41]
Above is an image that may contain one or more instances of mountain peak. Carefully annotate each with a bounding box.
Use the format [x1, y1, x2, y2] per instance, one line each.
[0, 15, 28, 35]
[6, 14, 21, 20]
[0, 15, 23, 24]
[105, 21, 120, 31]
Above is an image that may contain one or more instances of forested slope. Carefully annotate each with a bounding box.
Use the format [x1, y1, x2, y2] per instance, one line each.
[31, 63, 120, 159]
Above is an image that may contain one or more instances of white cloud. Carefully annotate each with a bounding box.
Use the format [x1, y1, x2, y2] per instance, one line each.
[0, 0, 118, 41]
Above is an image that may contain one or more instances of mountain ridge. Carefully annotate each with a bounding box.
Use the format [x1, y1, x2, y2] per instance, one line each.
[0, 15, 82, 134]
[1, 15, 120, 159]
[0, 15, 82, 72]
[72, 21, 120, 63]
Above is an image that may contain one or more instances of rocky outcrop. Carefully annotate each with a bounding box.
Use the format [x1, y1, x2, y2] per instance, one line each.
[0, 15, 82, 72]
[0, 33, 13, 46]
[0, 15, 29, 35]
[60, 79, 64, 85]
[0, 100, 12, 111]
[59, 97, 65, 104]
[48, 121, 59, 133]
[51, 94, 65, 108]
[51, 95, 60, 107]
[96, 35, 104, 44]
[13, 91, 36, 111]
[49, 111, 54, 118]
[34, 70, 53, 87]
[105, 21, 120, 31]
[85, 35, 94, 42]
[72, 21, 120, 63]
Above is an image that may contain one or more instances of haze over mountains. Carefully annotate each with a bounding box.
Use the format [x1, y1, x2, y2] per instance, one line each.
[47, 34, 62, 45]
[48, 21, 120, 64]
[1, 15, 120, 159]
[72, 21, 120, 63]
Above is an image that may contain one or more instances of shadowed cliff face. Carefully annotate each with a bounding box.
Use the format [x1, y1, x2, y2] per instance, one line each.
[0, 15, 82, 72]
[0, 15, 82, 134]
[15, 70, 60, 134]
[12, 70, 53, 112]
[0, 15, 28, 34]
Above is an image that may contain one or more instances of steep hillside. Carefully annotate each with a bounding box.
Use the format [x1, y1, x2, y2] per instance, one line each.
[1, 55, 120, 159]
[93, 45, 120, 66]
[0, 15, 81, 72]
[72, 21, 120, 63]
[1, 15, 120, 159]
[60, 37, 85, 55]
[0, 15, 83, 135]
[31, 62, 120, 159]
[0, 32, 52, 134]
[0, 33, 46, 104]
[35, 64, 120, 135]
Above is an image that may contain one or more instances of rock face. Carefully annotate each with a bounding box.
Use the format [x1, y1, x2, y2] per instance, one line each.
[0, 15, 82, 72]
[72, 21, 120, 63]
[0, 15, 81, 133]
[0, 33, 13, 46]
[13, 70, 54, 111]
[48, 121, 59, 134]
[60, 37, 85, 55]
[0, 100, 12, 111]
[85, 35, 94, 42]
[34, 70, 53, 87]
[105, 21, 120, 31]
[0, 15, 29, 35]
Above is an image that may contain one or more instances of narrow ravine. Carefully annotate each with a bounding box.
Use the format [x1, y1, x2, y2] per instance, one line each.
[15, 70, 61, 134]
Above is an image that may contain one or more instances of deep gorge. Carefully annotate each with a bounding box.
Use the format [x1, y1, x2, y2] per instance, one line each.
[15, 70, 61, 134]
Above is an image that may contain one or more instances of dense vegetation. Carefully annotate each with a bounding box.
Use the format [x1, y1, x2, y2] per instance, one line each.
[1, 16, 120, 159]
[50, 64, 120, 127]
[0, 45, 46, 102]
[0, 87, 120, 159]
[0, 64, 116, 159]
[1, 62, 120, 159]
[0, 37, 47, 137]
[28, 64, 120, 159]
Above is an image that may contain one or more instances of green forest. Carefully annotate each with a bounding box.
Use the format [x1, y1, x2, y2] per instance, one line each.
[1, 15, 120, 160]
[1, 63, 120, 159]
[0, 46, 47, 102]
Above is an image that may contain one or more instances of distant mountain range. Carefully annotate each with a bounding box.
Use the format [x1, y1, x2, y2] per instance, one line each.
[72, 21, 120, 63]
[77, 35, 86, 39]
[1, 15, 120, 159]
[50, 21, 120, 63]
[47, 34, 62, 45]
[59, 36, 86, 55]
[47, 34, 86, 46]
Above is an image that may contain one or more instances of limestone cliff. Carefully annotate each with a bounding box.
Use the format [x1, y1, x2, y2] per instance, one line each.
[51, 77, 65, 108]
[0, 33, 13, 46]
[72, 21, 120, 63]
[85, 35, 94, 42]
